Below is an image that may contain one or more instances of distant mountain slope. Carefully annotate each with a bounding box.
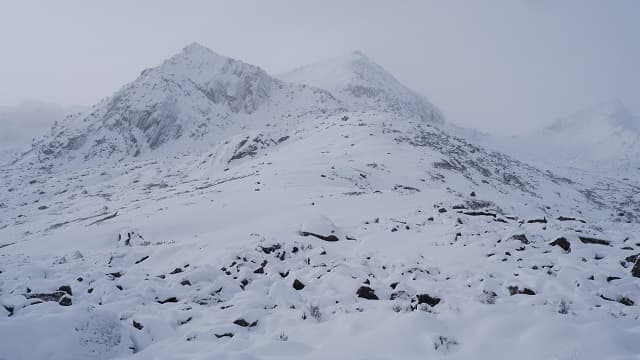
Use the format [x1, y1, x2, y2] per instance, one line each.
[541, 100, 640, 163]
[0, 101, 77, 165]
[279, 51, 444, 124]
[479, 100, 640, 171]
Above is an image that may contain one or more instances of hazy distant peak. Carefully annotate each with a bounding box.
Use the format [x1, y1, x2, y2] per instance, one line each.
[280, 51, 444, 123]
[546, 99, 638, 133]
[181, 41, 214, 54]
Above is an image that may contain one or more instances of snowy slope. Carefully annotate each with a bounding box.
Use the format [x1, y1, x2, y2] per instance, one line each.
[1, 45, 639, 360]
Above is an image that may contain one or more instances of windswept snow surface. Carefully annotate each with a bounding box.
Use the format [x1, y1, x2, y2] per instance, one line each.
[1, 45, 639, 360]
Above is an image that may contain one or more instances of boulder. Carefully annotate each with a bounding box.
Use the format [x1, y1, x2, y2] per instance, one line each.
[356, 286, 379, 300]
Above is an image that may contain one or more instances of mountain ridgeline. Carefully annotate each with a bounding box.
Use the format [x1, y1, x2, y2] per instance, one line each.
[18, 44, 442, 164]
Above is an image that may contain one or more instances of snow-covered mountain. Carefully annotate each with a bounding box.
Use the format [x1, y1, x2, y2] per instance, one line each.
[1, 44, 639, 360]
[279, 51, 444, 124]
[18, 43, 342, 164]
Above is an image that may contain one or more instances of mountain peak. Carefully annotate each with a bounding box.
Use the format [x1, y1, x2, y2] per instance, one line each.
[155, 43, 238, 78]
[181, 41, 212, 54]
[279, 52, 444, 123]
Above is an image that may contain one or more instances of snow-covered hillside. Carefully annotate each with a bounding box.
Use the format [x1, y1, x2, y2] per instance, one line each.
[1, 44, 639, 360]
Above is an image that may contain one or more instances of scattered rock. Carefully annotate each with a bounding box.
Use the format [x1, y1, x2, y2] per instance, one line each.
[25, 291, 65, 302]
[509, 234, 529, 245]
[557, 216, 585, 223]
[579, 236, 611, 246]
[549, 237, 571, 253]
[215, 333, 234, 338]
[356, 286, 379, 300]
[58, 285, 72, 296]
[118, 230, 150, 247]
[390, 291, 410, 301]
[416, 293, 441, 307]
[107, 271, 123, 279]
[618, 297, 635, 306]
[169, 268, 183, 274]
[632, 260, 640, 278]
[135, 256, 149, 264]
[59, 296, 72, 306]
[133, 320, 144, 330]
[463, 211, 496, 217]
[293, 279, 305, 290]
[527, 218, 547, 224]
[480, 290, 498, 304]
[233, 318, 258, 327]
[507, 286, 535, 296]
[157, 297, 178, 304]
[259, 244, 281, 254]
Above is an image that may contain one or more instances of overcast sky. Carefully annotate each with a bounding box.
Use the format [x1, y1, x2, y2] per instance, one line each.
[0, 0, 638, 135]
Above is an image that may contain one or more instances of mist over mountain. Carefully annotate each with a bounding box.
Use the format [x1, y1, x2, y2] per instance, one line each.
[0, 101, 82, 164]
[475, 100, 640, 177]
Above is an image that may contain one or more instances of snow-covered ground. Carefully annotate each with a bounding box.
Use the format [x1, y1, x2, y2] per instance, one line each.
[1, 44, 639, 360]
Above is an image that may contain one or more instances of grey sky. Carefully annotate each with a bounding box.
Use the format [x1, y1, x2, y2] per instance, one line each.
[1, 0, 638, 135]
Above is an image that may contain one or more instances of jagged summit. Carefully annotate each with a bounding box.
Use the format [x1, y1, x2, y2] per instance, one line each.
[139, 43, 276, 114]
[280, 51, 444, 123]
